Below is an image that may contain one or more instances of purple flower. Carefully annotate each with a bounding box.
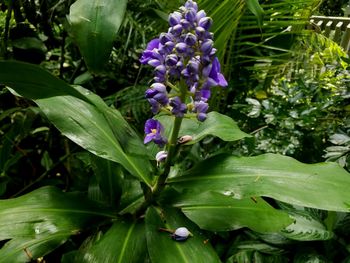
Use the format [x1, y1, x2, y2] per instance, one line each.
[209, 57, 228, 87]
[170, 97, 187, 117]
[194, 100, 209, 121]
[144, 119, 167, 147]
[140, 39, 160, 64]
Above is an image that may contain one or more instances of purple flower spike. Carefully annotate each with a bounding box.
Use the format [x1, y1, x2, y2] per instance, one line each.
[140, 39, 160, 64]
[144, 119, 168, 146]
[140, 0, 228, 122]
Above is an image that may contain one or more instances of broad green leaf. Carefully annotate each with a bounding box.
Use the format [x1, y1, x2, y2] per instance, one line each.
[158, 111, 250, 145]
[169, 154, 350, 212]
[281, 212, 333, 241]
[171, 191, 293, 233]
[0, 186, 114, 262]
[0, 61, 153, 186]
[145, 206, 221, 263]
[68, 0, 127, 73]
[74, 220, 146, 263]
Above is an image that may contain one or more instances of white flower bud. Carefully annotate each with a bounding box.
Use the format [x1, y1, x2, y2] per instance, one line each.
[178, 135, 193, 144]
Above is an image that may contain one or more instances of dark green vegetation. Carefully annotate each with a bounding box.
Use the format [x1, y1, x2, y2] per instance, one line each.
[0, 0, 349, 262]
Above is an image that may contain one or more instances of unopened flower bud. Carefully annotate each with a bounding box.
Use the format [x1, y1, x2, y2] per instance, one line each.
[200, 39, 213, 55]
[148, 59, 161, 67]
[165, 54, 178, 66]
[184, 33, 197, 46]
[164, 41, 175, 53]
[198, 17, 213, 30]
[155, 65, 166, 75]
[172, 24, 183, 35]
[175, 42, 188, 53]
[196, 10, 207, 21]
[178, 135, 193, 144]
[172, 227, 192, 242]
[169, 11, 182, 26]
[185, 9, 197, 23]
[151, 83, 167, 93]
[185, 0, 198, 12]
[195, 26, 206, 38]
[156, 150, 168, 162]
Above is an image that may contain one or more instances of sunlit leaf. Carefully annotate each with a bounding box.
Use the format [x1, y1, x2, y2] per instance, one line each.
[0, 186, 114, 262]
[157, 111, 250, 145]
[172, 191, 293, 232]
[68, 0, 127, 73]
[169, 154, 350, 212]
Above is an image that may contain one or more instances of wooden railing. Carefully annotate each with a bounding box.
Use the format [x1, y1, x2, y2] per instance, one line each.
[310, 15, 350, 53]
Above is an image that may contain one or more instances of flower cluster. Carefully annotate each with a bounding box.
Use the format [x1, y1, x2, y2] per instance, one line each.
[141, 0, 227, 147]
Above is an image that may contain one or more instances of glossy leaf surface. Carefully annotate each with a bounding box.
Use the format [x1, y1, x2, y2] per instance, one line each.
[158, 111, 250, 145]
[74, 220, 146, 263]
[0, 61, 153, 186]
[145, 207, 221, 263]
[169, 154, 350, 212]
[172, 191, 293, 232]
[0, 186, 113, 262]
[68, 0, 127, 73]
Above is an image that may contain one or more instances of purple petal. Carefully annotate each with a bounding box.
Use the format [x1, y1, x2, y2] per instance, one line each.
[140, 39, 160, 64]
[144, 133, 155, 144]
[209, 57, 228, 87]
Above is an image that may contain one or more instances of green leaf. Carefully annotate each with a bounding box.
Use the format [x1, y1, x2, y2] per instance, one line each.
[169, 154, 350, 212]
[90, 155, 123, 208]
[0, 61, 153, 187]
[281, 212, 333, 241]
[0, 61, 90, 101]
[245, 0, 264, 28]
[172, 191, 293, 233]
[68, 0, 127, 73]
[145, 206, 221, 263]
[158, 111, 250, 145]
[0, 186, 114, 262]
[74, 220, 146, 263]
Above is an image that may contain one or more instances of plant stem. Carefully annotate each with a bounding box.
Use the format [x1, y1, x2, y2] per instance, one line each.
[152, 116, 182, 197]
